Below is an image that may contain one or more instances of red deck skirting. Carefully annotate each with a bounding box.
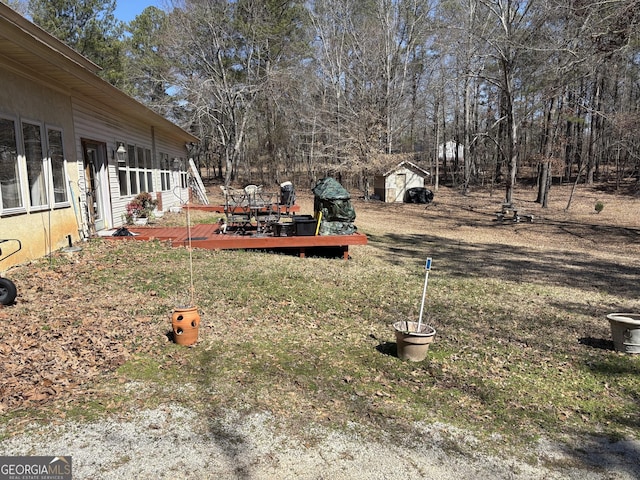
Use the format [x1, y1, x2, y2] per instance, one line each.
[104, 224, 367, 259]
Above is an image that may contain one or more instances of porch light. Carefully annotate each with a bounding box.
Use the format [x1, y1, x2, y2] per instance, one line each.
[116, 143, 126, 162]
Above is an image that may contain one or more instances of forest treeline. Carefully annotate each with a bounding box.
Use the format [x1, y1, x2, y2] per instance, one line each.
[9, 0, 640, 204]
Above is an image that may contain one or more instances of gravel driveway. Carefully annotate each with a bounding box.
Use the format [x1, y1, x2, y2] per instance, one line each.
[2, 404, 639, 479]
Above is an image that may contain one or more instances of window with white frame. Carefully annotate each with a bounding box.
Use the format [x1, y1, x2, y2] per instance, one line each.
[179, 158, 188, 188]
[137, 146, 146, 192]
[159, 152, 171, 191]
[145, 148, 153, 193]
[127, 144, 138, 195]
[47, 128, 68, 204]
[23, 121, 48, 208]
[136, 146, 153, 193]
[118, 144, 154, 196]
[0, 117, 23, 211]
[117, 143, 127, 196]
[0, 116, 69, 215]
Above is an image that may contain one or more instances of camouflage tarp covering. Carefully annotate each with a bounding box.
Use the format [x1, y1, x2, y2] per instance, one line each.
[312, 177, 351, 200]
[312, 177, 356, 235]
[318, 220, 356, 235]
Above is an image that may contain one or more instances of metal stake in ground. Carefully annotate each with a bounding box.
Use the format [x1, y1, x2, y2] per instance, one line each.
[416, 257, 432, 333]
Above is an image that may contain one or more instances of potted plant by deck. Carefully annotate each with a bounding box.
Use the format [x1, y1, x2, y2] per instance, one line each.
[125, 192, 157, 225]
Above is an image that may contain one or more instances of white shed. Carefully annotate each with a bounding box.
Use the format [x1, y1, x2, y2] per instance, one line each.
[373, 160, 431, 203]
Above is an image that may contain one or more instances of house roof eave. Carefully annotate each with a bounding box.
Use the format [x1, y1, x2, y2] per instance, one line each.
[0, 3, 198, 144]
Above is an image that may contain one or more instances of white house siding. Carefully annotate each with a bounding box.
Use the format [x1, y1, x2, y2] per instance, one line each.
[154, 136, 191, 211]
[0, 67, 80, 266]
[71, 100, 190, 229]
[438, 141, 464, 161]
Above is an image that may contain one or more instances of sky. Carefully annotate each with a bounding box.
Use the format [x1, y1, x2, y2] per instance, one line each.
[113, 1, 162, 22]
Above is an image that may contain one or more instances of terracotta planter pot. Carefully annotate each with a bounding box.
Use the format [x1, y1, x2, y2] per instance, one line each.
[393, 321, 436, 362]
[172, 306, 200, 346]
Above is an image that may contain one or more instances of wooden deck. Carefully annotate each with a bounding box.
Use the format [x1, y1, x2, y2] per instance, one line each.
[104, 223, 367, 259]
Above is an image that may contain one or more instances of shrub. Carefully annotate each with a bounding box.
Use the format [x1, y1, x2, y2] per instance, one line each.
[595, 201, 604, 214]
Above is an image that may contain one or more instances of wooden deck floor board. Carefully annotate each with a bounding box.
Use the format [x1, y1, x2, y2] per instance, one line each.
[104, 224, 367, 259]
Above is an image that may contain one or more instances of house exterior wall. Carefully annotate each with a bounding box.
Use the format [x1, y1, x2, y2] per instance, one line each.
[0, 67, 80, 268]
[438, 140, 464, 160]
[0, 24, 194, 272]
[154, 135, 191, 211]
[71, 101, 190, 230]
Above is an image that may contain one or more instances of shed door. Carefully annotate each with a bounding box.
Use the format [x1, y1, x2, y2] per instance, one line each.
[395, 173, 406, 202]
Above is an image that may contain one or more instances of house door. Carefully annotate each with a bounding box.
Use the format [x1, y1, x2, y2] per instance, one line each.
[395, 173, 406, 202]
[82, 141, 109, 233]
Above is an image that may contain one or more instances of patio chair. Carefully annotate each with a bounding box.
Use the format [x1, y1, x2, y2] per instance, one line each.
[244, 184, 262, 202]
[252, 191, 280, 233]
[222, 187, 251, 234]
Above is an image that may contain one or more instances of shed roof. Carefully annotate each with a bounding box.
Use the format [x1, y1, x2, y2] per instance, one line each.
[382, 160, 430, 178]
[0, 3, 197, 144]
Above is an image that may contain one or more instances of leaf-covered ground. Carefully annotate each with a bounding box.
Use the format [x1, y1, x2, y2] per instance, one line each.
[0, 241, 170, 413]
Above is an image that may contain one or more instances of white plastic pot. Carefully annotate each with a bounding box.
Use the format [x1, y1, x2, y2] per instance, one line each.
[606, 313, 640, 354]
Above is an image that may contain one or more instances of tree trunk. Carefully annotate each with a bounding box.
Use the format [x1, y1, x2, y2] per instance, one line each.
[565, 162, 586, 210]
[434, 99, 440, 191]
[541, 161, 551, 207]
[502, 67, 517, 204]
[586, 75, 602, 184]
[463, 73, 472, 194]
[536, 96, 558, 207]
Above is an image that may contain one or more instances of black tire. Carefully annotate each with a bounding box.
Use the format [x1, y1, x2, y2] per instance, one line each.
[0, 278, 17, 305]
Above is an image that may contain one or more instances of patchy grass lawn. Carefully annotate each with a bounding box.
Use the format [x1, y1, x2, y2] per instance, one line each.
[1, 183, 639, 452]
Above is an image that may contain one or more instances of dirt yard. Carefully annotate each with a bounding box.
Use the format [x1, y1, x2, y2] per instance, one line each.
[353, 182, 639, 255]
